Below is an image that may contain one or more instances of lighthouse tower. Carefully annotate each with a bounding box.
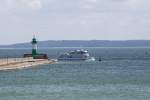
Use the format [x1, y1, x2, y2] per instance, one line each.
[31, 36, 38, 56]
[24, 35, 48, 59]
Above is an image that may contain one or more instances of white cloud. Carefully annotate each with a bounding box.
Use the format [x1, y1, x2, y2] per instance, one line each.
[0, 0, 43, 11]
[20, 0, 42, 10]
[0, 0, 150, 44]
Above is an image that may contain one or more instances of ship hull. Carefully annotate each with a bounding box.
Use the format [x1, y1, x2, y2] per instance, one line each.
[58, 57, 95, 61]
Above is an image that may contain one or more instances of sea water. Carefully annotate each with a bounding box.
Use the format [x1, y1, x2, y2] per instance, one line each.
[0, 47, 150, 100]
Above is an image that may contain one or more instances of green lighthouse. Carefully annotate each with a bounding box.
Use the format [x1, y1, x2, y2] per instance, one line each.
[24, 35, 48, 59]
[31, 36, 37, 56]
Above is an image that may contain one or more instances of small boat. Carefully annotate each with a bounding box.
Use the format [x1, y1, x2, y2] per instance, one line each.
[57, 49, 95, 61]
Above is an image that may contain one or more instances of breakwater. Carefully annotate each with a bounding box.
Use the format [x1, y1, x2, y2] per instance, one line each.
[0, 57, 54, 70]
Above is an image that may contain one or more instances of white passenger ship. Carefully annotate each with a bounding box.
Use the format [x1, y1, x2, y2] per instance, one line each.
[58, 49, 95, 61]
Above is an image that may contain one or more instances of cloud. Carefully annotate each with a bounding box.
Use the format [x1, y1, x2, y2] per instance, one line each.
[20, 0, 42, 10]
[0, 0, 150, 44]
[0, 0, 43, 11]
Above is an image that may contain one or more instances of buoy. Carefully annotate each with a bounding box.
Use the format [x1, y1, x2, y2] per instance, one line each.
[98, 57, 102, 62]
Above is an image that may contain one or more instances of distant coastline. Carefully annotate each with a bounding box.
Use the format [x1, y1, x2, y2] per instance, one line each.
[1, 40, 150, 48]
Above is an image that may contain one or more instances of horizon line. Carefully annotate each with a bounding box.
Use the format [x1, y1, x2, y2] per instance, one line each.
[1, 39, 150, 45]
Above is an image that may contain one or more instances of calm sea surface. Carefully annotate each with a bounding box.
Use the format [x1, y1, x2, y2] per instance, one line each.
[0, 47, 150, 100]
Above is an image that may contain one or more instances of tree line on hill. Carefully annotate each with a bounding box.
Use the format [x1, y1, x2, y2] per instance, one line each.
[1, 40, 150, 48]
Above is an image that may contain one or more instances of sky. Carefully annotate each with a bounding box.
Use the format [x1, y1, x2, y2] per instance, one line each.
[0, 0, 150, 44]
